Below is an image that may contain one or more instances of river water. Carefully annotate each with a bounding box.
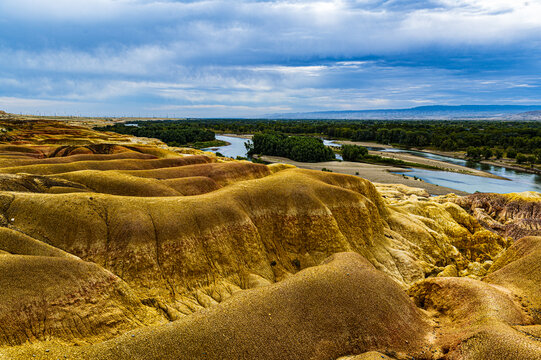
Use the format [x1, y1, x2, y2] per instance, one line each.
[204, 135, 541, 194]
[365, 147, 541, 193]
[202, 135, 252, 159]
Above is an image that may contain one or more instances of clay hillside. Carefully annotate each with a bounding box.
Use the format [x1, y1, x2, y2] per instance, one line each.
[0, 116, 539, 360]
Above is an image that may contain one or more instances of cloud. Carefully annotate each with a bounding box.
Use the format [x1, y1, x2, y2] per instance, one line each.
[0, 46, 174, 77]
[1, 1, 541, 116]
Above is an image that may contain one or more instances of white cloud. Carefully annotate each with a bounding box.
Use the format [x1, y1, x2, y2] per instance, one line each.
[1, 1, 541, 116]
[1, 46, 174, 75]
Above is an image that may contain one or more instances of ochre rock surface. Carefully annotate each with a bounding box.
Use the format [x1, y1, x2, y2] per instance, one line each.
[0, 255, 163, 347]
[409, 276, 539, 359]
[485, 236, 541, 323]
[77, 253, 432, 360]
[446, 192, 541, 239]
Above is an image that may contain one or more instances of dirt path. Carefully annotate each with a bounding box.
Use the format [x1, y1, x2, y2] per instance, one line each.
[337, 140, 394, 149]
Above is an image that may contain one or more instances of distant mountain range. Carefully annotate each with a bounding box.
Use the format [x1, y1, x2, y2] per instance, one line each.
[267, 105, 541, 120]
[508, 111, 541, 120]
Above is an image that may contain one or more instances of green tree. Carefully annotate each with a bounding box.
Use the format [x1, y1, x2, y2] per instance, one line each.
[516, 153, 527, 164]
[481, 147, 493, 160]
[506, 147, 517, 159]
[341, 144, 368, 161]
[466, 147, 481, 160]
[534, 149, 541, 164]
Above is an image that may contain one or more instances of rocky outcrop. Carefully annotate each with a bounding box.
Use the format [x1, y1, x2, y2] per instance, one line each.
[447, 192, 541, 239]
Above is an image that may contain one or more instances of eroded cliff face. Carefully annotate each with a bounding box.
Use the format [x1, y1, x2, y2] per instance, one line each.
[442, 192, 541, 239]
[0, 255, 164, 347]
[0, 129, 538, 360]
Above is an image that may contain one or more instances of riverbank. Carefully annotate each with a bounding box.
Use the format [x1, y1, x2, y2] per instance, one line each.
[220, 133, 253, 139]
[259, 155, 468, 196]
[481, 159, 541, 175]
[398, 147, 541, 176]
[336, 141, 506, 180]
[367, 149, 507, 179]
[199, 134, 541, 194]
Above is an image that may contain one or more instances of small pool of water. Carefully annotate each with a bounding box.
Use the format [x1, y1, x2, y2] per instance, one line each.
[322, 139, 343, 160]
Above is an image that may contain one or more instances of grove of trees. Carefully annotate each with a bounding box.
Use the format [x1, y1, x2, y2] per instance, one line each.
[97, 122, 215, 146]
[247, 132, 335, 162]
[341, 144, 368, 161]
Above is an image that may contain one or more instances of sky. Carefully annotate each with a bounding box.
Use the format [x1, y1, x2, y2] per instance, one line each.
[1, 0, 541, 117]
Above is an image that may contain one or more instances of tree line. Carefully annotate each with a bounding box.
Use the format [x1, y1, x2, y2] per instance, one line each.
[97, 119, 541, 165]
[173, 119, 541, 156]
[97, 122, 215, 146]
[466, 146, 541, 165]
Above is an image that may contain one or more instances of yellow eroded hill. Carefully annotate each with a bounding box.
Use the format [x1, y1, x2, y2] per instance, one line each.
[0, 130, 537, 359]
[0, 166, 507, 315]
[19, 253, 433, 360]
[0, 255, 164, 347]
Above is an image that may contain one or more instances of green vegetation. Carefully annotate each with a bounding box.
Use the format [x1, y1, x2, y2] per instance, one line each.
[506, 148, 517, 158]
[99, 119, 541, 168]
[466, 146, 541, 166]
[247, 132, 335, 162]
[516, 153, 537, 165]
[174, 119, 540, 152]
[172, 119, 541, 165]
[341, 144, 368, 161]
[97, 122, 215, 147]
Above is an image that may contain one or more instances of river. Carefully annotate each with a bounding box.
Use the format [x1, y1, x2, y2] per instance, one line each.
[365, 147, 541, 193]
[204, 135, 541, 194]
